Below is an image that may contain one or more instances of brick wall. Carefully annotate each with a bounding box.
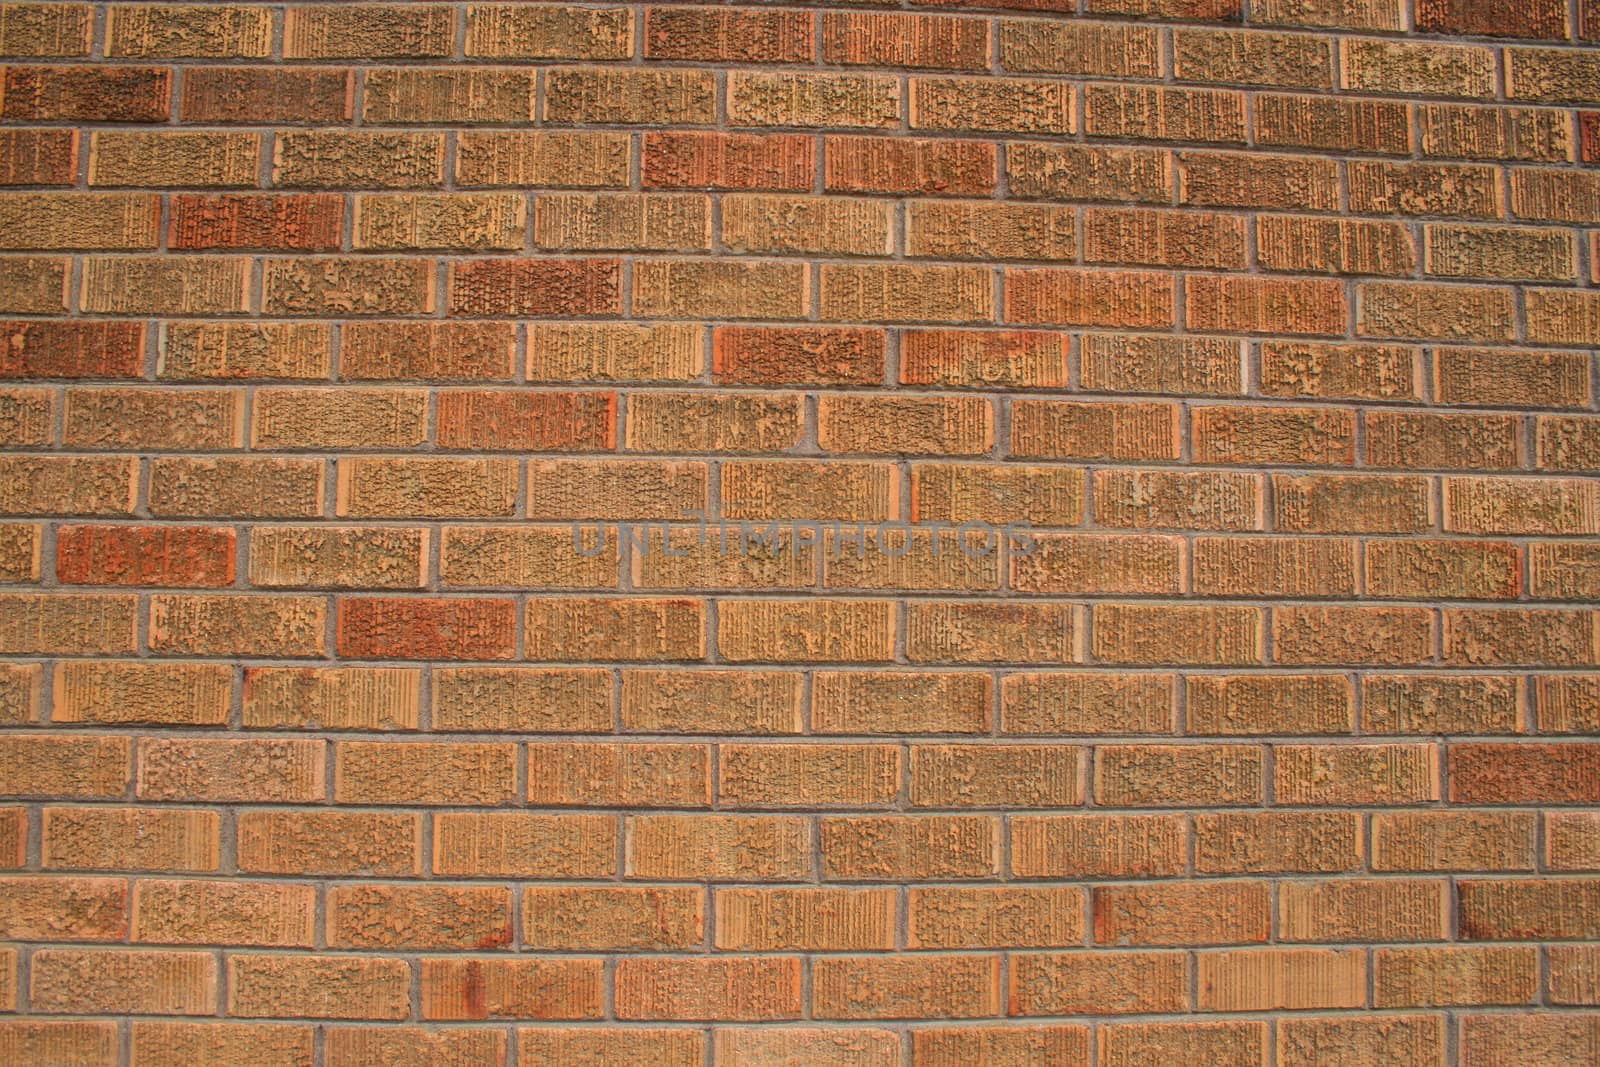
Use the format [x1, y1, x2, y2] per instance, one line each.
[1, 0, 1598, 1064]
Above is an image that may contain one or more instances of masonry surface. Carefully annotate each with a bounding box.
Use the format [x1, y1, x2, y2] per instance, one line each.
[0, 0, 1598, 1064]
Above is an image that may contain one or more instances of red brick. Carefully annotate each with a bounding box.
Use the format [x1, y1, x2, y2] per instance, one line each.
[169, 193, 343, 251]
[826, 135, 997, 196]
[1418, 0, 1568, 37]
[713, 326, 885, 386]
[2, 65, 170, 121]
[1, 321, 145, 378]
[56, 525, 235, 587]
[645, 132, 813, 191]
[448, 258, 621, 317]
[647, 8, 811, 64]
[337, 597, 516, 660]
[181, 67, 351, 124]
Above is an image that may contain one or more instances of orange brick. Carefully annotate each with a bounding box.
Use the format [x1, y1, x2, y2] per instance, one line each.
[1011, 952, 1186, 1015]
[616, 957, 801, 1020]
[525, 886, 702, 951]
[328, 884, 511, 950]
[628, 814, 810, 881]
[42, 806, 219, 872]
[1198, 948, 1366, 1010]
[1276, 743, 1440, 804]
[2, 734, 131, 798]
[439, 812, 615, 879]
[1281, 878, 1449, 941]
[325, 1028, 504, 1067]
[1012, 814, 1186, 878]
[1005, 269, 1175, 328]
[1363, 674, 1523, 734]
[1093, 604, 1263, 665]
[516, 1029, 703, 1067]
[814, 956, 999, 1019]
[132, 879, 314, 947]
[130, 1023, 315, 1067]
[814, 671, 992, 734]
[228, 955, 409, 1020]
[1373, 811, 1536, 872]
[54, 660, 230, 725]
[1095, 744, 1264, 806]
[1100, 1022, 1268, 1066]
[31, 949, 216, 1015]
[1010, 400, 1181, 460]
[1458, 878, 1600, 940]
[1003, 673, 1174, 735]
[528, 743, 709, 808]
[1195, 811, 1362, 874]
[717, 887, 895, 951]
[237, 810, 420, 877]
[822, 815, 998, 880]
[334, 741, 516, 805]
[1279, 1015, 1445, 1067]
[1460, 1015, 1600, 1067]
[1192, 405, 1355, 465]
[418, 957, 603, 1021]
[137, 738, 323, 803]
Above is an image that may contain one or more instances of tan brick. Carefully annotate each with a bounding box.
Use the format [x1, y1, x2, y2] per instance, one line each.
[622, 669, 802, 734]
[1093, 604, 1263, 665]
[159, 322, 331, 381]
[132, 879, 315, 947]
[1012, 143, 1172, 204]
[242, 667, 420, 731]
[467, 5, 632, 59]
[721, 744, 900, 808]
[356, 193, 525, 251]
[149, 594, 326, 657]
[823, 263, 994, 324]
[54, 661, 230, 725]
[131, 1023, 315, 1067]
[719, 598, 894, 663]
[1103, 1022, 1268, 1066]
[0, 875, 127, 940]
[1003, 20, 1158, 77]
[107, 5, 270, 57]
[1363, 675, 1523, 734]
[517, 1029, 702, 1067]
[822, 815, 998, 880]
[528, 743, 709, 808]
[1279, 1015, 1445, 1067]
[459, 131, 628, 188]
[228, 955, 409, 1020]
[335, 742, 515, 806]
[1012, 814, 1186, 879]
[731, 71, 898, 129]
[1011, 400, 1180, 461]
[339, 458, 519, 518]
[535, 192, 708, 252]
[529, 323, 701, 383]
[635, 258, 806, 319]
[364, 68, 534, 124]
[138, 738, 323, 803]
[814, 671, 992, 734]
[83, 256, 249, 315]
[1085, 209, 1247, 270]
[0, 592, 137, 654]
[724, 195, 892, 257]
[547, 68, 714, 125]
[328, 884, 511, 950]
[616, 957, 799, 1021]
[0, 193, 159, 250]
[912, 77, 1071, 134]
[524, 886, 701, 951]
[31, 949, 216, 1015]
[628, 814, 810, 881]
[626, 392, 803, 453]
[1095, 881, 1269, 946]
[275, 130, 445, 189]
[1260, 341, 1421, 400]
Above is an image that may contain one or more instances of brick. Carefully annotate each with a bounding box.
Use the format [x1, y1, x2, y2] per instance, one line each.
[715, 1030, 899, 1067]
[326, 1028, 503, 1067]
[1509, 50, 1600, 103]
[1095, 744, 1264, 806]
[516, 1030, 702, 1067]
[1095, 882, 1268, 946]
[159, 322, 332, 379]
[1002, 674, 1172, 734]
[910, 744, 1081, 808]
[150, 457, 324, 519]
[65, 386, 243, 450]
[138, 738, 323, 802]
[645, 8, 805, 63]
[1363, 675, 1523, 734]
[0, 592, 137, 653]
[645, 132, 810, 192]
[250, 528, 425, 591]
[0, 3, 91, 55]
[635, 258, 804, 320]
[275, 130, 445, 188]
[0, 257, 68, 312]
[0, 128, 76, 185]
[1275, 744, 1440, 804]
[535, 192, 707, 252]
[1528, 288, 1600, 343]
[31, 949, 216, 1015]
[1, 734, 130, 798]
[1, 65, 169, 121]
[237, 810, 420, 877]
[57, 525, 234, 587]
[107, 5, 270, 58]
[1282, 878, 1448, 941]
[54, 660, 230, 724]
[912, 463, 1081, 525]
[1086, 209, 1247, 270]
[284, 6, 454, 59]
[150, 594, 326, 657]
[1101, 1022, 1267, 1066]
[529, 458, 706, 520]
[1366, 539, 1521, 600]
[1514, 170, 1600, 224]
[1196, 811, 1361, 874]
[626, 391, 802, 452]
[1427, 225, 1576, 281]
[1548, 812, 1600, 869]
[1258, 216, 1415, 275]
[1186, 673, 1353, 733]
[1444, 608, 1599, 666]
[1007, 269, 1174, 328]
[1460, 1015, 1600, 1067]
[1187, 275, 1347, 336]
[1010, 952, 1186, 1015]
[1376, 945, 1538, 1007]
[0, 663, 39, 722]
[1539, 676, 1600, 733]
[1275, 474, 1433, 533]
[721, 744, 899, 808]
[529, 322, 699, 383]
[1550, 944, 1600, 1002]
[546, 68, 713, 125]
[130, 1023, 314, 1067]
[814, 670, 991, 733]
[364, 68, 534, 125]
[327, 884, 511, 950]
[719, 598, 894, 663]
[1369, 412, 1523, 470]
[0, 193, 159, 250]
[730, 71, 896, 129]
[825, 12, 986, 70]
[525, 598, 700, 660]
[822, 263, 993, 324]
[723, 194, 892, 258]
[1459, 879, 1600, 940]
[229, 955, 410, 1020]
[0, 875, 126, 940]
[712, 326, 883, 387]
[459, 131, 626, 188]
[1198, 948, 1366, 1010]
[814, 956, 999, 1019]
[616, 957, 800, 1020]
[828, 135, 997, 197]
[264, 257, 433, 317]
[913, 76, 1072, 134]
[1349, 161, 1501, 217]
[470, 5, 632, 59]
[1421, 103, 1572, 161]
[717, 887, 894, 951]
[1193, 537, 1355, 598]
[1279, 1015, 1445, 1067]
[1175, 28, 1331, 88]
[338, 458, 519, 518]
[822, 815, 997, 880]
[0, 522, 40, 583]
[0, 808, 21, 864]
[525, 886, 703, 950]
[1011, 400, 1180, 460]
[1004, 20, 1158, 77]
[1372, 811, 1537, 871]
[1257, 92, 1411, 154]
[1011, 533, 1182, 595]
[528, 743, 708, 807]
[1538, 417, 1600, 471]
[1012, 814, 1186, 878]
[1094, 469, 1262, 530]
[132, 879, 315, 947]
[1447, 477, 1600, 535]
[1342, 39, 1495, 99]
[1086, 85, 1247, 144]
[1180, 151, 1340, 210]
[622, 668, 801, 734]
[1260, 341, 1421, 400]
[819, 395, 993, 455]
[1536, 543, 1600, 601]
[901, 330, 1068, 390]
[438, 391, 614, 452]
[629, 814, 810, 880]
[358, 193, 526, 251]
[335, 741, 516, 805]
[723, 460, 896, 522]
[908, 201, 1074, 261]
[242, 667, 421, 730]
[89, 131, 258, 188]
[1451, 743, 1600, 804]
[170, 194, 342, 252]
[342, 322, 513, 381]
[1273, 605, 1433, 664]
[1094, 604, 1263, 665]
[1420, 0, 1567, 36]
[183, 68, 350, 124]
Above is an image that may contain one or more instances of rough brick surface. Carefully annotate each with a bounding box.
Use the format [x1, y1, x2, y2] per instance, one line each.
[0, 0, 1596, 1054]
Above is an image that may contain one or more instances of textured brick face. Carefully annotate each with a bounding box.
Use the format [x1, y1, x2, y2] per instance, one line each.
[1, 0, 1597, 1056]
